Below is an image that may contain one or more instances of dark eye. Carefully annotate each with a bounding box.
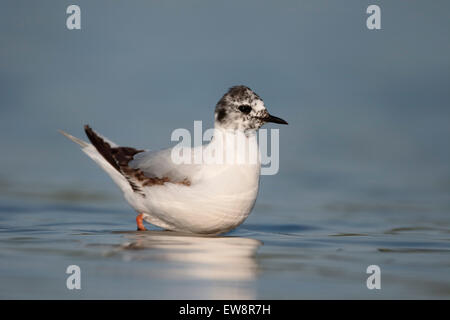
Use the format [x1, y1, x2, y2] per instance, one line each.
[238, 105, 252, 114]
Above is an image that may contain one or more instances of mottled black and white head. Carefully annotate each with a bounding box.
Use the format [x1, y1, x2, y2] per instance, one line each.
[214, 85, 288, 131]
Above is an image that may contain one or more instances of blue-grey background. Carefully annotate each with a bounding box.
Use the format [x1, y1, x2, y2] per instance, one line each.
[0, 0, 449, 299]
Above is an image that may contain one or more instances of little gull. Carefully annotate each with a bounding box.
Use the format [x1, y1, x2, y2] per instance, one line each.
[60, 85, 287, 234]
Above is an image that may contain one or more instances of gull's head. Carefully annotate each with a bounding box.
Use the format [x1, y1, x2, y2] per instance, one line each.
[214, 85, 288, 131]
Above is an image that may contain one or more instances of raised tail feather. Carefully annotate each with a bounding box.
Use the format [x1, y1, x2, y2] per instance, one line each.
[60, 125, 146, 196]
[84, 125, 122, 172]
[58, 129, 89, 148]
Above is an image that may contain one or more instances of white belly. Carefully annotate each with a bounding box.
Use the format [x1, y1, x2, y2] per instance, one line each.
[127, 162, 260, 234]
[125, 128, 262, 234]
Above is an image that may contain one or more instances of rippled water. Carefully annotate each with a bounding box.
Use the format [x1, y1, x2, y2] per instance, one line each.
[1, 184, 449, 299]
[1, 1, 450, 299]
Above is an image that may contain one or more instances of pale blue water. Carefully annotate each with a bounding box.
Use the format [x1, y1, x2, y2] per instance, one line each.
[1, 1, 450, 299]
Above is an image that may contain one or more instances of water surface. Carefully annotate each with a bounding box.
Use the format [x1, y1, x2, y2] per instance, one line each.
[1, 0, 450, 299]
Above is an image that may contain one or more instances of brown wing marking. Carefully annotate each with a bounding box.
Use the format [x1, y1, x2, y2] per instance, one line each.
[84, 125, 190, 197]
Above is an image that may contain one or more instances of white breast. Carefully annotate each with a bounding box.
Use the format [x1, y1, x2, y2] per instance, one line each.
[127, 128, 261, 234]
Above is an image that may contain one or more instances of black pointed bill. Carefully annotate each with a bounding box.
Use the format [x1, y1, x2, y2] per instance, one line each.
[264, 113, 288, 125]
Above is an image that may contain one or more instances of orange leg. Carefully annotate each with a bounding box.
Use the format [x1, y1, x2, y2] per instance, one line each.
[136, 213, 147, 231]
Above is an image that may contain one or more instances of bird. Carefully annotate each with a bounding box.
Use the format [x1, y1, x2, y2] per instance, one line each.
[60, 85, 287, 235]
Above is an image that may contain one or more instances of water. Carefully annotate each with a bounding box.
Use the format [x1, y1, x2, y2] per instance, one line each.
[1, 1, 450, 299]
[1, 181, 449, 299]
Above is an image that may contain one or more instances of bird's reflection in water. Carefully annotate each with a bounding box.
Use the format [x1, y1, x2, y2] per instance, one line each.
[118, 231, 262, 283]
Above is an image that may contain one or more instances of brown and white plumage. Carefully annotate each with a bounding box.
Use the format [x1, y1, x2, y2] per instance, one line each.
[61, 86, 287, 234]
